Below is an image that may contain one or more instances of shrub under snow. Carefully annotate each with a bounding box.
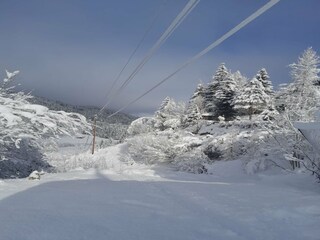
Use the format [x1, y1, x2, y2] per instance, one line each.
[126, 130, 211, 173]
[127, 117, 157, 136]
[0, 70, 90, 178]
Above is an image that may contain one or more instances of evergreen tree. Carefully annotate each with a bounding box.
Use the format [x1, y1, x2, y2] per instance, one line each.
[214, 73, 237, 120]
[155, 97, 171, 127]
[158, 96, 170, 113]
[233, 78, 270, 119]
[185, 83, 205, 124]
[274, 48, 320, 179]
[230, 70, 247, 115]
[203, 63, 228, 119]
[291, 47, 320, 86]
[231, 71, 247, 90]
[256, 68, 273, 95]
[155, 97, 185, 130]
[281, 47, 320, 121]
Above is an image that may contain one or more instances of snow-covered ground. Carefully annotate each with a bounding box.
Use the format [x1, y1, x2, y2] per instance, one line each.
[0, 144, 319, 240]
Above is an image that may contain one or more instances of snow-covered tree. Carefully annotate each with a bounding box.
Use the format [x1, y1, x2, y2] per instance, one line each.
[271, 48, 320, 180]
[256, 68, 273, 95]
[185, 83, 205, 125]
[290, 47, 320, 120]
[231, 71, 247, 91]
[233, 78, 270, 119]
[0, 70, 90, 178]
[214, 73, 237, 121]
[203, 63, 229, 119]
[155, 97, 185, 130]
[0, 70, 89, 146]
[291, 47, 320, 86]
[281, 47, 320, 121]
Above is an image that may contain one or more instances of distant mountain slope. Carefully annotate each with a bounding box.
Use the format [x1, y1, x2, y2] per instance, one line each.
[28, 96, 138, 140]
[29, 96, 137, 124]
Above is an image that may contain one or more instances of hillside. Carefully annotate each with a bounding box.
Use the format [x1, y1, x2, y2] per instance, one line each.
[29, 96, 138, 139]
[29, 95, 137, 125]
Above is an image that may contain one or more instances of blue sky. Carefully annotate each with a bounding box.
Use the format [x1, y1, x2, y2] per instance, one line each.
[1, 0, 320, 114]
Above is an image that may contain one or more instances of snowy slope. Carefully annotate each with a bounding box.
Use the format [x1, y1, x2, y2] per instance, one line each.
[0, 149, 319, 240]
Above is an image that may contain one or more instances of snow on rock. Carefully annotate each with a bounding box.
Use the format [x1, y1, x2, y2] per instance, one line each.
[28, 170, 41, 180]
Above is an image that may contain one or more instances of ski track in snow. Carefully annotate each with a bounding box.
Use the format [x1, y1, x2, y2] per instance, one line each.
[0, 147, 320, 240]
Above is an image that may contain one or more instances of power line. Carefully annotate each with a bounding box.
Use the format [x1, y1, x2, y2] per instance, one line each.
[106, 0, 280, 119]
[118, 0, 199, 91]
[103, 0, 168, 102]
[99, 0, 200, 114]
[100, 0, 199, 113]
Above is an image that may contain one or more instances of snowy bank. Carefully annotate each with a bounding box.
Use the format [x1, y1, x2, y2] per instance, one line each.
[0, 161, 319, 240]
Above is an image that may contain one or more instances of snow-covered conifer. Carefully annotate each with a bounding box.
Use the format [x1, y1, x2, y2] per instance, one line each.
[214, 73, 237, 120]
[256, 68, 273, 95]
[203, 63, 228, 119]
[158, 96, 170, 113]
[155, 97, 172, 123]
[155, 97, 185, 130]
[281, 47, 320, 121]
[291, 47, 320, 86]
[231, 71, 247, 90]
[233, 78, 270, 119]
[185, 83, 205, 124]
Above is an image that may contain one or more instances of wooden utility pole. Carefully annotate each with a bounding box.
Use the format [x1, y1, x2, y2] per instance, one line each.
[92, 115, 97, 155]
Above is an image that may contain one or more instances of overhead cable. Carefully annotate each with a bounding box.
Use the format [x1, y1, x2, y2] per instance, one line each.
[99, 0, 200, 114]
[103, 0, 168, 102]
[106, 0, 280, 119]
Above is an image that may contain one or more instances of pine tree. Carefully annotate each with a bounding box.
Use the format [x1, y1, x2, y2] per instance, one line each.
[158, 96, 170, 113]
[155, 97, 185, 130]
[230, 70, 247, 116]
[291, 47, 320, 86]
[203, 63, 228, 120]
[281, 47, 320, 121]
[233, 78, 270, 119]
[256, 68, 273, 95]
[231, 71, 247, 90]
[214, 73, 237, 120]
[155, 97, 171, 127]
[185, 83, 205, 124]
[274, 48, 320, 179]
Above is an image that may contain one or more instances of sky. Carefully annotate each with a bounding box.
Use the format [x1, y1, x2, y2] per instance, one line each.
[1, 0, 320, 115]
